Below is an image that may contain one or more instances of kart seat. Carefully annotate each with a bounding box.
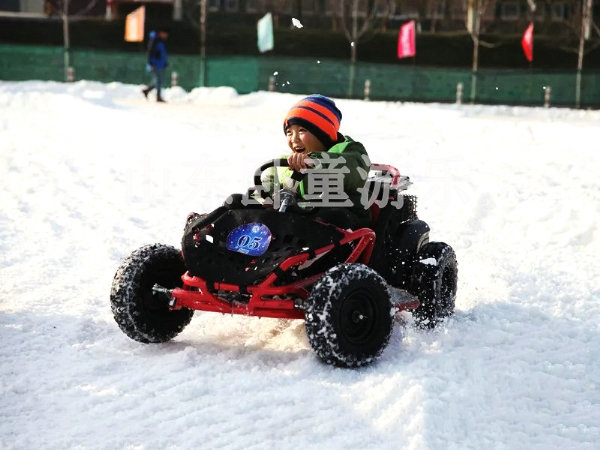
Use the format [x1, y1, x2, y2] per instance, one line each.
[365, 164, 411, 226]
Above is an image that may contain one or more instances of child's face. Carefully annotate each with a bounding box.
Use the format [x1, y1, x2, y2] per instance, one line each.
[285, 124, 326, 154]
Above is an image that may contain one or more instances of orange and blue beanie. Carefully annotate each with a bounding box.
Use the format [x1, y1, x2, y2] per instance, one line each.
[283, 94, 342, 148]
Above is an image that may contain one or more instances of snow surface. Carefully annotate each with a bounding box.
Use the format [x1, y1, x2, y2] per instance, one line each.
[1, 81, 599, 449]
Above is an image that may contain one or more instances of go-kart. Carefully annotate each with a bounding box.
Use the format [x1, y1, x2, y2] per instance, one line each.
[110, 159, 458, 368]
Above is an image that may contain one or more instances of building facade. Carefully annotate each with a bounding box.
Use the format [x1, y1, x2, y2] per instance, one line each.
[3, 0, 598, 38]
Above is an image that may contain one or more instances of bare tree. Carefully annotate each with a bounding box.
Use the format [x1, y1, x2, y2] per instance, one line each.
[467, 0, 494, 73]
[335, 0, 382, 97]
[465, 0, 497, 102]
[414, 0, 446, 33]
[182, 0, 208, 85]
[339, 0, 381, 63]
[47, 0, 102, 81]
[377, 0, 397, 32]
[553, 0, 599, 107]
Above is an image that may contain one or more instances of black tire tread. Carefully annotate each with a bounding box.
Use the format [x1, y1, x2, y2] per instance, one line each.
[411, 242, 458, 328]
[305, 263, 393, 368]
[110, 244, 193, 343]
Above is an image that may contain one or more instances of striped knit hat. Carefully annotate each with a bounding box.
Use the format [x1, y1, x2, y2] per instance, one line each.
[283, 94, 342, 148]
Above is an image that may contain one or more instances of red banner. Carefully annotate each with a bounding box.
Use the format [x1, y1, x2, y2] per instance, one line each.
[397, 21, 416, 59]
[521, 22, 534, 62]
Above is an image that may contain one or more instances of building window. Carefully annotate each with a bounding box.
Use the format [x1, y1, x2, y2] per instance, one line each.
[430, 0, 446, 20]
[375, 0, 394, 18]
[550, 3, 567, 21]
[224, 0, 238, 11]
[302, 0, 315, 14]
[499, 2, 520, 20]
[532, 3, 545, 20]
[207, 0, 220, 12]
[282, 0, 293, 14]
[245, 0, 257, 13]
[448, 3, 466, 20]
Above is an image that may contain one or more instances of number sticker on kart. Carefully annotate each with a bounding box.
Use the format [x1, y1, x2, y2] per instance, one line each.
[226, 223, 272, 256]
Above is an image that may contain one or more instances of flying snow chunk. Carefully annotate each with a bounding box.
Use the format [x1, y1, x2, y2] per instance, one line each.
[292, 18, 303, 28]
[419, 257, 438, 266]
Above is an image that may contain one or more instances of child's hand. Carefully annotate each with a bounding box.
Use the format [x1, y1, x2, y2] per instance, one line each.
[287, 152, 314, 171]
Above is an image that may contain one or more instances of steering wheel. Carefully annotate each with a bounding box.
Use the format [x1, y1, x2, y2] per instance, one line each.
[254, 158, 307, 213]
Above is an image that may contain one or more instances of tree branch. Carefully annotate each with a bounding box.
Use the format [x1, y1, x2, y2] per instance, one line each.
[479, 39, 502, 49]
[339, 1, 353, 42]
[356, 0, 380, 39]
[73, 0, 100, 16]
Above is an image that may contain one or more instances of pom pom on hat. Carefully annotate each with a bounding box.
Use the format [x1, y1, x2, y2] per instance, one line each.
[283, 94, 342, 148]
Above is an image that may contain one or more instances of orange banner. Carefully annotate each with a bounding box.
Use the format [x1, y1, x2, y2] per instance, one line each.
[124, 6, 145, 42]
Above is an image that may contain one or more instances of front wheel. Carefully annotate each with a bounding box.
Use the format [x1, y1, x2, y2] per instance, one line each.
[410, 242, 458, 328]
[110, 244, 193, 343]
[305, 264, 393, 368]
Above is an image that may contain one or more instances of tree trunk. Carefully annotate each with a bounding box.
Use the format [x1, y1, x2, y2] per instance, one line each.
[351, 0, 358, 62]
[62, 0, 70, 82]
[199, 0, 206, 87]
[575, 0, 592, 108]
[331, 0, 339, 31]
[470, 0, 481, 103]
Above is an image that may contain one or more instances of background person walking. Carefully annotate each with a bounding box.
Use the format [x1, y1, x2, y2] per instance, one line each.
[142, 28, 169, 103]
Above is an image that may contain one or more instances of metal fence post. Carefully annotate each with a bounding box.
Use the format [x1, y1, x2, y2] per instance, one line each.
[171, 71, 178, 87]
[456, 82, 463, 104]
[364, 79, 371, 101]
[268, 76, 275, 92]
[544, 86, 551, 108]
[66, 66, 75, 82]
[470, 71, 477, 104]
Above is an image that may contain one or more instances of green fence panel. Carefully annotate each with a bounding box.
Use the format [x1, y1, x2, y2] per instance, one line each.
[72, 49, 147, 85]
[0, 44, 63, 81]
[472, 70, 600, 107]
[72, 49, 202, 91]
[206, 56, 259, 93]
[256, 56, 350, 97]
[169, 55, 202, 91]
[477, 71, 554, 106]
[581, 73, 600, 108]
[1, 44, 599, 107]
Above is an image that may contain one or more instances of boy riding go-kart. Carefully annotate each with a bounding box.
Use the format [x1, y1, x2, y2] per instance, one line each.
[110, 95, 458, 368]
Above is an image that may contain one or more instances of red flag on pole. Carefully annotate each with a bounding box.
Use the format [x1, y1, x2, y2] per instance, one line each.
[397, 21, 416, 59]
[521, 22, 534, 62]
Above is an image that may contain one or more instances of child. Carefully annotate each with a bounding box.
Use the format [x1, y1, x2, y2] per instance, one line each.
[265, 94, 372, 229]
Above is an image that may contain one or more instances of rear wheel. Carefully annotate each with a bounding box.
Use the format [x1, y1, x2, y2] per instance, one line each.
[305, 264, 393, 368]
[410, 242, 457, 328]
[110, 244, 193, 343]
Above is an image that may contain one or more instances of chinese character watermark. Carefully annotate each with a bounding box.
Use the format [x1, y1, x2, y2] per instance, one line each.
[233, 155, 405, 210]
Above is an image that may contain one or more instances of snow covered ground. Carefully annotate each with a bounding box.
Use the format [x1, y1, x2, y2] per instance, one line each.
[1, 81, 599, 449]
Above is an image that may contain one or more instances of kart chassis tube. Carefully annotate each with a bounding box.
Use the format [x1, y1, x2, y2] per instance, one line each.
[169, 227, 417, 319]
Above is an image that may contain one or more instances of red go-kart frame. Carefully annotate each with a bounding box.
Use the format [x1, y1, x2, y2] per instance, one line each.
[168, 226, 418, 319]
